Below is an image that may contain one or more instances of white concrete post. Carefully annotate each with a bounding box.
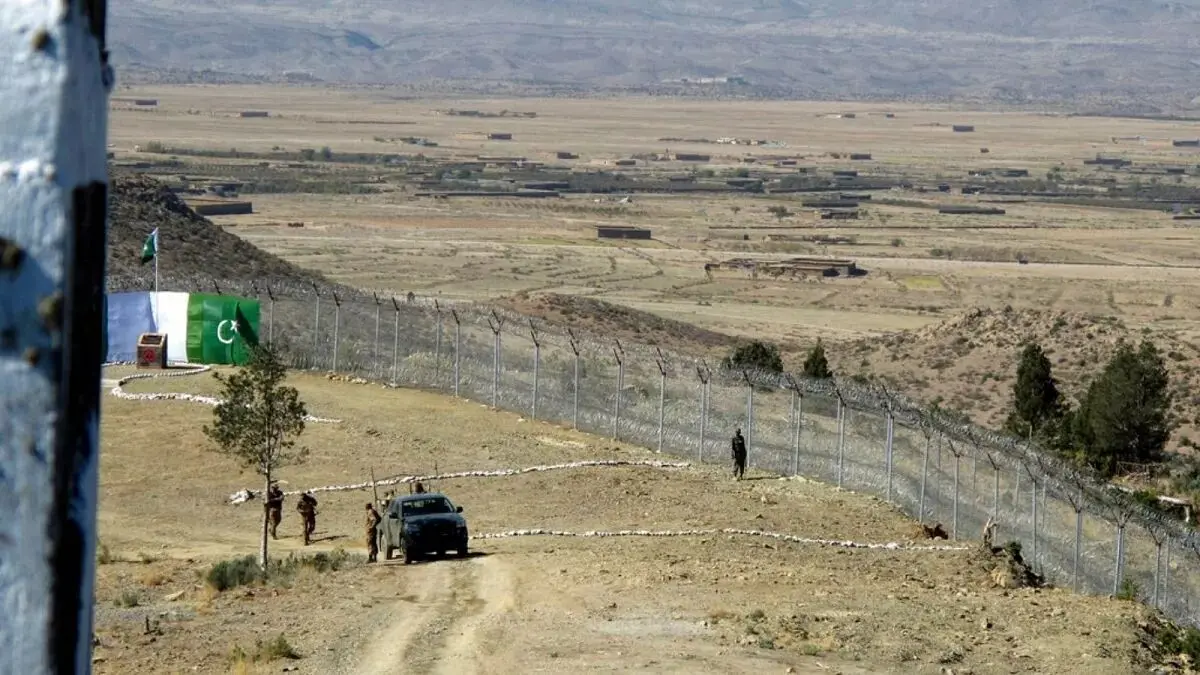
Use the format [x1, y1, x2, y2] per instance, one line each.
[1, 1, 112, 672]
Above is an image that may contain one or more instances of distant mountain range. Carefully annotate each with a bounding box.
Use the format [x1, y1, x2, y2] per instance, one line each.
[110, 0, 1200, 108]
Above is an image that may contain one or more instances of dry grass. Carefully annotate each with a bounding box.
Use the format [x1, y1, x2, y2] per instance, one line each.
[94, 369, 1165, 674]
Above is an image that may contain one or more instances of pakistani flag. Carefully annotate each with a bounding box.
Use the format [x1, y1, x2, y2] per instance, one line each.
[140, 228, 159, 264]
[186, 293, 261, 365]
[106, 291, 261, 364]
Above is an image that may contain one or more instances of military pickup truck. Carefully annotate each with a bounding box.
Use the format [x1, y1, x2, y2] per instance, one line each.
[380, 492, 469, 564]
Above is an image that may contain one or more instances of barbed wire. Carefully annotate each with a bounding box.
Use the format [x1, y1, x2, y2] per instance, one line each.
[107, 272, 1192, 544]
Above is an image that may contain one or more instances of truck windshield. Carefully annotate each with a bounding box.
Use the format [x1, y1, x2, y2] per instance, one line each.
[401, 498, 454, 517]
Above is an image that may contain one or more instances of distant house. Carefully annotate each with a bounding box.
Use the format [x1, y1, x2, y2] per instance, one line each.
[952, 125, 975, 132]
[556, 151, 579, 159]
[1173, 140, 1200, 147]
[849, 153, 872, 161]
[239, 111, 269, 118]
[673, 153, 711, 162]
[487, 133, 513, 140]
[596, 225, 651, 240]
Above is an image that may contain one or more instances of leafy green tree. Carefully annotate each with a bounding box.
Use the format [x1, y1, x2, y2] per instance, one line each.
[1071, 340, 1174, 476]
[723, 341, 784, 374]
[803, 339, 833, 379]
[204, 345, 309, 568]
[319, 146, 333, 161]
[1005, 343, 1064, 441]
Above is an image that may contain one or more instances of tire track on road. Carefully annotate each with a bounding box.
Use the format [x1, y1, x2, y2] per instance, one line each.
[434, 556, 518, 675]
[354, 562, 455, 675]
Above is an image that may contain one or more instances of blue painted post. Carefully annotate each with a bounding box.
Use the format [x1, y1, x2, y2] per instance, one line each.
[0, 2, 112, 674]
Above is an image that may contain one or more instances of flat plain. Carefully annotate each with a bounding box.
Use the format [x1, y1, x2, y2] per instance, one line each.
[110, 85, 1200, 445]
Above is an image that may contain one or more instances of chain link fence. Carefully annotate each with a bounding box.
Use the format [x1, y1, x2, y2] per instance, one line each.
[109, 273, 1200, 628]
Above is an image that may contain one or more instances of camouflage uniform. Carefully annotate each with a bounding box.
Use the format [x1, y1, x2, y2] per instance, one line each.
[731, 429, 747, 480]
[265, 485, 284, 540]
[365, 504, 382, 563]
[297, 492, 318, 545]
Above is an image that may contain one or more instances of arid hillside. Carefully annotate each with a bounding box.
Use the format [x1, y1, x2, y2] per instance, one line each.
[837, 307, 1200, 454]
[106, 172, 324, 286]
[109, 0, 1200, 108]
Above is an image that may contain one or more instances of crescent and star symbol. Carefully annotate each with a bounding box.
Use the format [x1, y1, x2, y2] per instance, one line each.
[216, 319, 240, 345]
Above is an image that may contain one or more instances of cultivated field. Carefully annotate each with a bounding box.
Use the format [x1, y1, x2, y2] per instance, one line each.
[94, 367, 1159, 674]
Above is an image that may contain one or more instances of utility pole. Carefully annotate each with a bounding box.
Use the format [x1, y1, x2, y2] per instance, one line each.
[1, 1, 112, 674]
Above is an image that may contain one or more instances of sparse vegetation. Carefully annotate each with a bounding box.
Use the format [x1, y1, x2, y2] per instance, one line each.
[803, 340, 833, 380]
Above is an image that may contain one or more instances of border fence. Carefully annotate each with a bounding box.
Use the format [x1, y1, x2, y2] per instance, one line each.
[110, 273, 1200, 627]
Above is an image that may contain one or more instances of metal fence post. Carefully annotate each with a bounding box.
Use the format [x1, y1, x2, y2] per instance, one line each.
[1029, 468, 1039, 573]
[611, 340, 625, 440]
[433, 300, 443, 385]
[265, 284, 275, 346]
[568, 329, 581, 430]
[1154, 537, 1164, 609]
[311, 281, 321, 366]
[1114, 521, 1126, 596]
[1072, 486, 1084, 593]
[951, 442, 961, 540]
[655, 349, 667, 453]
[372, 292, 381, 377]
[696, 362, 711, 463]
[391, 298, 400, 385]
[451, 309, 461, 397]
[487, 311, 502, 408]
[885, 409, 895, 503]
[836, 393, 846, 489]
[331, 291, 341, 372]
[786, 376, 802, 476]
[743, 371, 754, 469]
[919, 432, 930, 523]
[529, 319, 541, 420]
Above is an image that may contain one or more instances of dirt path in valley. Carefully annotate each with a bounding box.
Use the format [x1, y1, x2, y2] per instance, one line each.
[354, 555, 516, 675]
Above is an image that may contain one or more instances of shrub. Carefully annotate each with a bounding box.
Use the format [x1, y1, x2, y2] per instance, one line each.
[115, 590, 140, 608]
[206, 556, 262, 592]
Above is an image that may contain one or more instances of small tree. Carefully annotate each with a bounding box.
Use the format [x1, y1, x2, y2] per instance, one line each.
[1071, 339, 1174, 476]
[803, 339, 833, 379]
[1005, 342, 1064, 441]
[723, 341, 784, 374]
[319, 146, 333, 161]
[204, 344, 309, 569]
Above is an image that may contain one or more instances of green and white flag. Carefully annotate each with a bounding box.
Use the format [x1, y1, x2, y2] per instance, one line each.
[151, 292, 261, 365]
[140, 227, 159, 264]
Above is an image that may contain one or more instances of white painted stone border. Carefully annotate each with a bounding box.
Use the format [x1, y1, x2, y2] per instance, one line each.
[103, 361, 342, 423]
[471, 528, 970, 552]
[226, 459, 693, 504]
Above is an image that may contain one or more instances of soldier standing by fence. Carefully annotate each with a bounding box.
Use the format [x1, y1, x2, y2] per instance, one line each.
[731, 428, 747, 480]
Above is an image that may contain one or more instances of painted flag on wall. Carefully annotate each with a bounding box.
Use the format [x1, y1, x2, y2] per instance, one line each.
[140, 227, 159, 264]
[104, 291, 261, 365]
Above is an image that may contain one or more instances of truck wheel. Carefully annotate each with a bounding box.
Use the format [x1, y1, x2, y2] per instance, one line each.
[402, 539, 415, 565]
[385, 545, 394, 561]
[457, 542, 469, 558]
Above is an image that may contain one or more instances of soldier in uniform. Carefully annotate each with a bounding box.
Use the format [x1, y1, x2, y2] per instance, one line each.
[265, 482, 285, 540]
[731, 428, 747, 480]
[297, 491, 319, 545]
[365, 503, 382, 563]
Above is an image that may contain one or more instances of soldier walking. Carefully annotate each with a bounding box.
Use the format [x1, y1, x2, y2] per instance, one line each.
[265, 482, 285, 540]
[297, 491, 319, 545]
[731, 428, 747, 480]
[365, 503, 382, 563]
